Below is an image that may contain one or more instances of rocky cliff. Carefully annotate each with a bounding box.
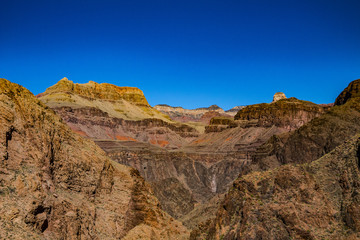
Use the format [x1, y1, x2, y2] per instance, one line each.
[185, 96, 325, 154]
[191, 135, 360, 240]
[96, 140, 248, 221]
[234, 97, 325, 130]
[0, 78, 189, 239]
[248, 79, 360, 172]
[39, 77, 150, 106]
[335, 79, 360, 106]
[38, 78, 199, 149]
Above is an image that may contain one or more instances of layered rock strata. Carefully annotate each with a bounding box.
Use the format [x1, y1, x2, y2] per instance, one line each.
[38, 78, 200, 149]
[0, 78, 189, 239]
[191, 135, 360, 240]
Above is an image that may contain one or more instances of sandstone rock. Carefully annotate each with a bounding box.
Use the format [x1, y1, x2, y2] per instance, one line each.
[38, 79, 200, 149]
[0, 78, 189, 239]
[235, 97, 325, 130]
[39, 77, 150, 106]
[335, 79, 360, 106]
[154, 104, 235, 124]
[191, 135, 360, 239]
[249, 79, 360, 172]
[272, 92, 286, 102]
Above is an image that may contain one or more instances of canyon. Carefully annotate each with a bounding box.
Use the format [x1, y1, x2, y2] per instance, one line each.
[1, 77, 360, 239]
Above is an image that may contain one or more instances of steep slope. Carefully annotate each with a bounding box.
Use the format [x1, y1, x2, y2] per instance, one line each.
[38, 78, 199, 149]
[97, 140, 248, 220]
[249, 79, 360, 172]
[334, 78, 360, 105]
[0, 78, 188, 239]
[191, 135, 360, 240]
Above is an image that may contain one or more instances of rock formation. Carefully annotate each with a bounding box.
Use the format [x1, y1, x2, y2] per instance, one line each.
[38, 78, 199, 149]
[335, 79, 360, 106]
[272, 92, 286, 102]
[225, 106, 245, 114]
[38, 77, 150, 106]
[191, 135, 360, 240]
[248, 79, 360, 172]
[0, 78, 189, 239]
[235, 97, 325, 130]
[185, 97, 326, 154]
[153, 104, 240, 124]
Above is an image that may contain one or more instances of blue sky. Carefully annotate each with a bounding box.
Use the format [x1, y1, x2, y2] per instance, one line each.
[1, 0, 360, 109]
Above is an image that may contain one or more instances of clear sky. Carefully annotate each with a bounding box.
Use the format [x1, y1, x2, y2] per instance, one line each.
[1, 0, 360, 109]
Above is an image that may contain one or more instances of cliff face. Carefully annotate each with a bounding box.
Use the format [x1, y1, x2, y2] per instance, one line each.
[335, 79, 360, 106]
[235, 97, 325, 131]
[96, 140, 248, 220]
[39, 77, 150, 106]
[38, 78, 169, 121]
[38, 78, 199, 149]
[249, 79, 360, 172]
[191, 135, 360, 240]
[0, 79, 188, 239]
[36, 79, 248, 224]
[185, 97, 325, 154]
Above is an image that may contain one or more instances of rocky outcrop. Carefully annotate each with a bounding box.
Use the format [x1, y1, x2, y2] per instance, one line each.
[39, 77, 150, 106]
[186, 97, 325, 154]
[235, 97, 325, 130]
[272, 92, 286, 102]
[191, 135, 360, 240]
[38, 78, 199, 149]
[248, 79, 360, 172]
[38, 78, 171, 121]
[335, 79, 360, 106]
[0, 78, 189, 239]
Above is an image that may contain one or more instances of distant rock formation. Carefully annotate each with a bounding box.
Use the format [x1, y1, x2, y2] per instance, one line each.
[235, 97, 324, 130]
[153, 104, 243, 124]
[38, 77, 150, 106]
[225, 106, 245, 113]
[38, 78, 199, 149]
[272, 92, 286, 102]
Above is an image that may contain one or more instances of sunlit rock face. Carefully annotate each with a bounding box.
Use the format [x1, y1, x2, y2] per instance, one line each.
[272, 92, 287, 102]
[0, 78, 189, 240]
[335, 79, 360, 106]
[37, 78, 200, 149]
[191, 135, 360, 240]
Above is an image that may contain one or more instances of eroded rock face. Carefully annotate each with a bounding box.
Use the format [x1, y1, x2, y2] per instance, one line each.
[38, 78, 199, 149]
[249, 79, 360, 172]
[272, 92, 286, 102]
[154, 104, 238, 124]
[38, 77, 150, 106]
[191, 136, 360, 240]
[0, 78, 189, 239]
[96, 140, 248, 220]
[235, 97, 325, 130]
[52, 106, 199, 149]
[335, 79, 360, 106]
